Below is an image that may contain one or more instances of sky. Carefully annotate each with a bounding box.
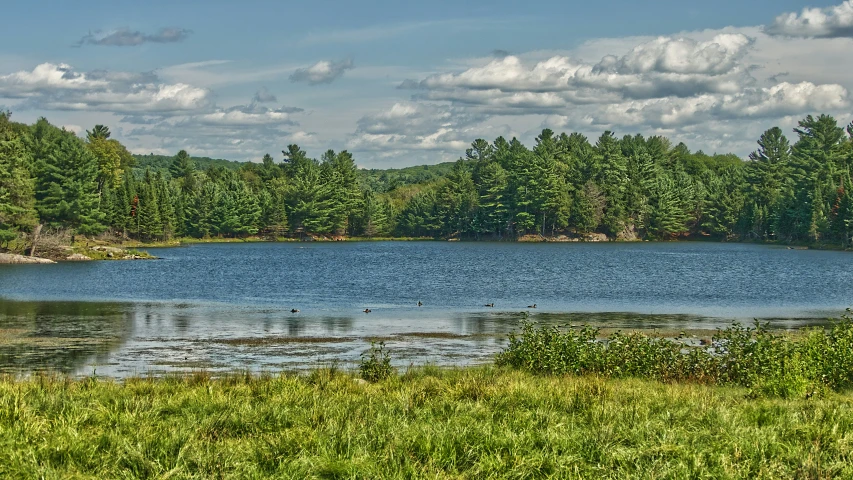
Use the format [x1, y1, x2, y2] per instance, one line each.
[1, 0, 852, 168]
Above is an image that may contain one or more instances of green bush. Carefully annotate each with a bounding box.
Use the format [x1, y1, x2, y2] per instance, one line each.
[497, 315, 853, 398]
[359, 341, 395, 382]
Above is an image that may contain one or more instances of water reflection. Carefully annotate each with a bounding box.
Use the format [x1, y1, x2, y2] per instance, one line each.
[0, 298, 839, 378]
[0, 300, 133, 375]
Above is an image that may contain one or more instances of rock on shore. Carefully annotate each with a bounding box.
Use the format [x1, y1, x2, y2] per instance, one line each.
[0, 253, 56, 264]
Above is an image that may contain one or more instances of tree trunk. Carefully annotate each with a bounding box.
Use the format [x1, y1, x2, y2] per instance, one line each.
[29, 224, 43, 257]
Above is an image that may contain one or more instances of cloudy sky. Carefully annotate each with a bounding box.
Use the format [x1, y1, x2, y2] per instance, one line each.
[1, 0, 852, 168]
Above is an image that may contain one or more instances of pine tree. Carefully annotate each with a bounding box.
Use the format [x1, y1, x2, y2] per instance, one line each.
[33, 123, 104, 235]
[155, 172, 175, 240]
[136, 170, 162, 240]
[0, 112, 36, 247]
[473, 160, 509, 237]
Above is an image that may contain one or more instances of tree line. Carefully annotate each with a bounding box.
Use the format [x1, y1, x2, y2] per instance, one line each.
[1, 110, 852, 251]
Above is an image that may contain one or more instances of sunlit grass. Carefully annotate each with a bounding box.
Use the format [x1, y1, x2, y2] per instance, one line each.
[1, 367, 852, 478]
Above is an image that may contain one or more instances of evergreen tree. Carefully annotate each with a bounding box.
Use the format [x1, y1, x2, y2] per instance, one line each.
[136, 170, 162, 240]
[33, 122, 104, 235]
[0, 112, 37, 247]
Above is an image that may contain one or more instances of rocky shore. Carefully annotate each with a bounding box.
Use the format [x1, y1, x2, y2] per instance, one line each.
[0, 253, 56, 264]
[0, 246, 154, 264]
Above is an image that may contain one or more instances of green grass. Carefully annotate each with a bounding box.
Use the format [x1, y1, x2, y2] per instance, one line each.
[1, 367, 852, 479]
[498, 317, 853, 399]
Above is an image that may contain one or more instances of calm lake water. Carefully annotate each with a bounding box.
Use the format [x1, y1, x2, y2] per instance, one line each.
[1, 241, 851, 377]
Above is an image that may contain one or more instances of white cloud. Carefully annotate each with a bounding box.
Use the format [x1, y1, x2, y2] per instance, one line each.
[348, 23, 853, 164]
[290, 59, 354, 85]
[603, 34, 753, 75]
[766, 1, 853, 38]
[349, 102, 482, 154]
[589, 82, 849, 128]
[0, 63, 108, 94]
[407, 34, 757, 104]
[0, 63, 212, 114]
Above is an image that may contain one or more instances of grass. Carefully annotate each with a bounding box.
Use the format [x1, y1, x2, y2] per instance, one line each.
[498, 316, 853, 399]
[1, 367, 852, 479]
[4, 319, 853, 477]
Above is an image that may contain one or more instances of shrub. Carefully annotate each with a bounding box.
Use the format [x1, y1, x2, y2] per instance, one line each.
[359, 341, 395, 382]
[497, 316, 853, 397]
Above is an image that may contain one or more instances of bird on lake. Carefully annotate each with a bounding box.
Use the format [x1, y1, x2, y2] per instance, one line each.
[485, 303, 494, 307]
[527, 304, 537, 309]
[417, 301, 423, 307]
[364, 308, 372, 313]
[290, 309, 299, 313]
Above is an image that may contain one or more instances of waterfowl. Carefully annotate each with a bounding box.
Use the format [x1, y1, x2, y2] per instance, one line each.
[485, 303, 495, 307]
[417, 301, 423, 307]
[363, 308, 372, 313]
[290, 309, 300, 313]
[527, 304, 537, 309]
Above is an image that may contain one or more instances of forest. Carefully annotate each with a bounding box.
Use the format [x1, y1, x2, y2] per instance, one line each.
[1, 110, 853, 251]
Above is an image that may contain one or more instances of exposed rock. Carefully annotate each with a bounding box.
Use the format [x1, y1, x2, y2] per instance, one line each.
[517, 234, 545, 242]
[616, 224, 639, 242]
[584, 233, 609, 242]
[65, 253, 93, 261]
[0, 253, 56, 264]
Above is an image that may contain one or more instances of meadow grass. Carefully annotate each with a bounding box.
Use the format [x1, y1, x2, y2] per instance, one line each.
[1, 366, 852, 479]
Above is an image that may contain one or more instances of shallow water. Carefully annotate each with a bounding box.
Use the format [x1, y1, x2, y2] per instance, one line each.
[1, 241, 851, 377]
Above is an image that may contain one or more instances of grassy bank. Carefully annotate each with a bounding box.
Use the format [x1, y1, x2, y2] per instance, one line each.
[1, 367, 852, 479]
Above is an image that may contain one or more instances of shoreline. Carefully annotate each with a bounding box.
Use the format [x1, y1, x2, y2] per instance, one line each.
[104, 234, 852, 251]
[5, 233, 847, 262]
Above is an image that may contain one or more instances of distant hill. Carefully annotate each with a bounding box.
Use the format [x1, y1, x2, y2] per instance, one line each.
[132, 153, 461, 191]
[132, 154, 248, 175]
[358, 161, 462, 192]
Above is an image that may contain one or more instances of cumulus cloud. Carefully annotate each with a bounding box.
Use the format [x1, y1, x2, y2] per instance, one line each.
[193, 102, 302, 127]
[0, 61, 313, 162]
[290, 59, 354, 85]
[589, 82, 849, 128]
[599, 34, 753, 75]
[766, 1, 853, 38]
[0, 63, 211, 114]
[75, 27, 192, 47]
[349, 102, 483, 153]
[117, 89, 312, 161]
[252, 87, 277, 103]
[364, 26, 852, 164]
[405, 34, 755, 104]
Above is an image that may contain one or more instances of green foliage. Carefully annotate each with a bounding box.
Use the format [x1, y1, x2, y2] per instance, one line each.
[32, 120, 104, 235]
[2, 368, 853, 478]
[359, 341, 395, 382]
[497, 316, 853, 398]
[4, 111, 853, 247]
[0, 112, 36, 247]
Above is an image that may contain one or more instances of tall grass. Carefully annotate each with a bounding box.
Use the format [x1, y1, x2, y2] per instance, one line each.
[2, 368, 853, 478]
[497, 314, 853, 398]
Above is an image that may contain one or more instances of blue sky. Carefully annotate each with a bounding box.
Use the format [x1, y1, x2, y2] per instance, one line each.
[1, 0, 851, 167]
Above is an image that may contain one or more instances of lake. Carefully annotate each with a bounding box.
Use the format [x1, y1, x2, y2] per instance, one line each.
[1, 241, 851, 377]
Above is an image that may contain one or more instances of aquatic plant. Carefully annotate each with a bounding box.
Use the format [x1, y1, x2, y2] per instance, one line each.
[497, 313, 853, 398]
